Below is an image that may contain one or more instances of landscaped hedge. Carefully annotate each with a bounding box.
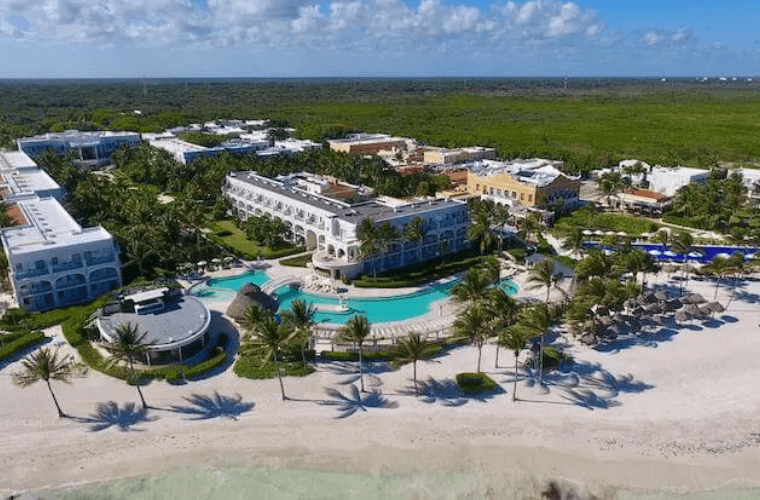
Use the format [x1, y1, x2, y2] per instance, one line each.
[233, 356, 314, 379]
[455, 372, 498, 395]
[0, 331, 46, 361]
[541, 346, 572, 371]
[319, 344, 444, 363]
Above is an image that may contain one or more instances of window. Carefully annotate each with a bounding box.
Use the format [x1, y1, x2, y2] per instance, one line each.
[520, 193, 524, 200]
[528, 194, 533, 202]
[51, 257, 58, 265]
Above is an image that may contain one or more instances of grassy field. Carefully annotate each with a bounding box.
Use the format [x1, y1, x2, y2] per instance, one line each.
[554, 210, 660, 235]
[208, 220, 303, 260]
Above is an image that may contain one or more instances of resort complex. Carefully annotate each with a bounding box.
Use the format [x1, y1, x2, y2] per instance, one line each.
[223, 170, 471, 279]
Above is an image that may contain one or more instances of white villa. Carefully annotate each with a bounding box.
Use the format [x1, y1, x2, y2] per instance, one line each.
[1, 196, 122, 311]
[0, 150, 122, 311]
[17, 130, 141, 168]
[647, 166, 710, 197]
[223, 171, 471, 279]
[148, 136, 321, 165]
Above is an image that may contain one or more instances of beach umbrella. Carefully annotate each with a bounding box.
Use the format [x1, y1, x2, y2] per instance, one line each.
[715, 253, 731, 259]
[636, 295, 650, 306]
[654, 291, 669, 301]
[699, 305, 712, 317]
[580, 333, 597, 345]
[603, 249, 614, 256]
[617, 231, 628, 237]
[197, 260, 207, 267]
[706, 301, 725, 314]
[687, 251, 703, 260]
[664, 299, 682, 311]
[690, 294, 707, 304]
[650, 314, 666, 325]
[640, 232, 652, 238]
[745, 253, 756, 261]
[593, 305, 610, 316]
[605, 231, 616, 236]
[631, 306, 645, 316]
[212, 258, 222, 265]
[629, 321, 641, 333]
[624, 298, 638, 310]
[598, 316, 614, 327]
[649, 249, 662, 256]
[663, 251, 678, 259]
[645, 303, 663, 314]
[223, 256, 234, 263]
[675, 311, 691, 323]
[684, 304, 702, 317]
[582, 230, 593, 236]
[643, 292, 657, 303]
[594, 230, 605, 236]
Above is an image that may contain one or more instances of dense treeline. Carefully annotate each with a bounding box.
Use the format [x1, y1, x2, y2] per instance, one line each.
[2, 78, 760, 170]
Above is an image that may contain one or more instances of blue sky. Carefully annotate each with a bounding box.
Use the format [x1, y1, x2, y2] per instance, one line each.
[0, 0, 757, 78]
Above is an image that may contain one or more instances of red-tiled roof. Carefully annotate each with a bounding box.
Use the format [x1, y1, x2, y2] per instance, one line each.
[6, 203, 25, 225]
[624, 188, 669, 202]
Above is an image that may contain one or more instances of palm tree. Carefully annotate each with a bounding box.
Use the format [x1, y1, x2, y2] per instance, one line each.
[358, 217, 380, 278]
[486, 288, 519, 368]
[670, 231, 694, 294]
[499, 327, 528, 401]
[562, 227, 585, 260]
[338, 315, 372, 392]
[104, 323, 150, 410]
[405, 216, 427, 263]
[238, 303, 271, 332]
[394, 332, 438, 396]
[520, 213, 543, 244]
[281, 299, 316, 367]
[452, 304, 490, 373]
[466, 210, 496, 256]
[12, 347, 84, 417]
[451, 268, 490, 305]
[244, 316, 294, 400]
[378, 221, 399, 271]
[703, 256, 730, 299]
[527, 259, 558, 304]
[519, 303, 552, 385]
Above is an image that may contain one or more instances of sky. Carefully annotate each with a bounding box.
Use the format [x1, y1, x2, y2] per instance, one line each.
[0, 0, 758, 78]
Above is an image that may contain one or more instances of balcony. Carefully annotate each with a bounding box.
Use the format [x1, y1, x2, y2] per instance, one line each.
[85, 254, 116, 266]
[16, 267, 49, 280]
[52, 260, 83, 273]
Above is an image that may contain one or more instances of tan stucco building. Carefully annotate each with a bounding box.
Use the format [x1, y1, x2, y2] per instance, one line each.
[464, 160, 581, 209]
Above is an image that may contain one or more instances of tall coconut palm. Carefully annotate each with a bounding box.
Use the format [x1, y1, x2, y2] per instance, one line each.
[498, 327, 528, 401]
[519, 303, 552, 385]
[703, 256, 730, 299]
[452, 304, 490, 373]
[12, 346, 85, 417]
[282, 299, 316, 367]
[451, 268, 490, 305]
[338, 315, 372, 392]
[527, 259, 558, 304]
[486, 288, 519, 368]
[562, 227, 586, 260]
[394, 332, 438, 396]
[466, 210, 496, 256]
[378, 221, 399, 270]
[670, 230, 695, 294]
[244, 316, 294, 400]
[358, 217, 380, 278]
[104, 323, 151, 410]
[405, 216, 427, 263]
[238, 303, 271, 332]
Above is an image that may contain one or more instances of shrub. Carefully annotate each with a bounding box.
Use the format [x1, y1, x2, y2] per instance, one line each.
[279, 253, 313, 267]
[455, 372, 498, 395]
[0, 331, 46, 361]
[542, 346, 572, 371]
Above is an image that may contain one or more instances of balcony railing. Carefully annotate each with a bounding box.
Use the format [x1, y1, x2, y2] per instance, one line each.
[85, 254, 116, 266]
[52, 260, 83, 273]
[16, 268, 49, 279]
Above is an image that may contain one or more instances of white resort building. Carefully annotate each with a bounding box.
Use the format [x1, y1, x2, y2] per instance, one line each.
[223, 172, 471, 279]
[0, 151, 122, 311]
[17, 130, 141, 168]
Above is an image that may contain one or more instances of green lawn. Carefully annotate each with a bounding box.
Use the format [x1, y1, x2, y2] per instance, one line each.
[554, 210, 660, 235]
[208, 220, 304, 260]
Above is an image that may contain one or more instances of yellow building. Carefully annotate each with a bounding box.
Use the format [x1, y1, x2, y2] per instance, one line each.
[423, 146, 495, 165]
[465, 161, 581, 208]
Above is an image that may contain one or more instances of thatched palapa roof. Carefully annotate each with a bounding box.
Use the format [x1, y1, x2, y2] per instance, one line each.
[226, 283, 279, 320]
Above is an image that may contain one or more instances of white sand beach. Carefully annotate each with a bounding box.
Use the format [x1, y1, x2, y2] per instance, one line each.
[2, 269, 760, 498]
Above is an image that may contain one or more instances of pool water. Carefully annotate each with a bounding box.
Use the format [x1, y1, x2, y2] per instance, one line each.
[584, 243, 757, 263]
[195, 271, 519, 325]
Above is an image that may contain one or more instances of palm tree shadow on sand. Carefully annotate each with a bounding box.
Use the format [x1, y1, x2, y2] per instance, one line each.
[318, 384, 399, 418]
[74, 401, 158, 432]
[168, 391, 254, 420]
[397, 376, 469, 407]
[322, 361, 386, 389]
[502, 361, 653, 410]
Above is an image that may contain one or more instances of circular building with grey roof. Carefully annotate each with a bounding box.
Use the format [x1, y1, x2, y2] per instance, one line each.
[96, 287, 212, 365]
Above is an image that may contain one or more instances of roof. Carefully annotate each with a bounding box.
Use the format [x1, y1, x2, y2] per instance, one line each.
[228, 171, 466, 226]
[0, 197, 115, 256]
[17, 130, 140, 144]
[98, 295, 210, 348]
[0, 151, 38, 171]
[124, 287, 169, 304]
[466, 159, 575, 188]
[622, 188, 670, 202]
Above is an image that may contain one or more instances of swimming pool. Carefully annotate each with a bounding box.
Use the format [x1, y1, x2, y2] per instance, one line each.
[195, 271, 520, 325]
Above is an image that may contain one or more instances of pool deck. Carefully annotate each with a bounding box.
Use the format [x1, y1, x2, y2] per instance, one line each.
[176, 255, 568, 345]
